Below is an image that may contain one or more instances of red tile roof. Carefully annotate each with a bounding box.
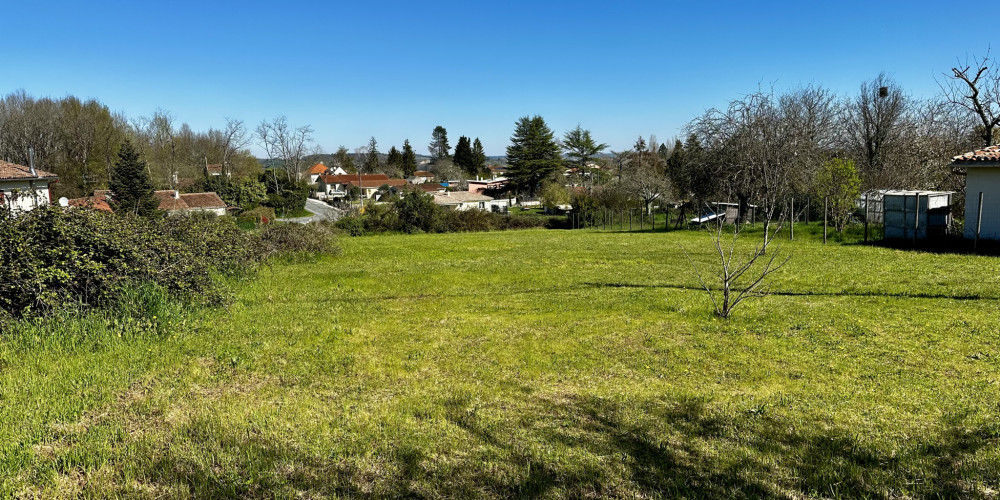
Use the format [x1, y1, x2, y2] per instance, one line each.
[153, 190, 188, 211]
[413, 170, 433, 177]
[0, 160, 58, 181]
[952, 145, 1000, 164]
[179, 192, 226, 209]
[68, 196, 112, 212]
[418, 183, 446, 192]
[307, 163, 329, 175]
[318, 174, 391, 184]
[349, 178, 407, 189]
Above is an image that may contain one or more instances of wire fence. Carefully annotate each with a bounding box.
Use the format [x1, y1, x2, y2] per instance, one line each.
[564, 193, 998, 253]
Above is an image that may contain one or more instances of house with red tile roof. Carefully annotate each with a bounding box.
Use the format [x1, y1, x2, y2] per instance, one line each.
[69, 189, 227, 215]
[0, 159, 58, 214]
[306, 162, 349, 184]
[317, 173, 406, 200]
[953, 145, 1000, 240]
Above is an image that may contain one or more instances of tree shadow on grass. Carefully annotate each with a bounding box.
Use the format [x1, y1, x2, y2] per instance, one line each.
[109, 394, 998, 499]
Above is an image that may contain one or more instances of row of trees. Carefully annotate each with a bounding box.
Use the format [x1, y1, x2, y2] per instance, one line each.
[0, 91, 266, 199]
[503, 54, 1000, 234]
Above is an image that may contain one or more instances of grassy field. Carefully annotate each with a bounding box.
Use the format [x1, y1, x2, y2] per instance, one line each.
[2, 225, 1000, 498]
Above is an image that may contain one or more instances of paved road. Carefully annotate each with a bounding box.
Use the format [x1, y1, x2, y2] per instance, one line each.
[277, 198, 345, 224]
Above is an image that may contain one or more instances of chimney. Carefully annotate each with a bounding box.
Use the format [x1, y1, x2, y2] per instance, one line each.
[28, 148, 37, 176]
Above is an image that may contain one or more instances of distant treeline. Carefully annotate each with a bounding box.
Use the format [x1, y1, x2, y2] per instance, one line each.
[0, 90, 260, 199]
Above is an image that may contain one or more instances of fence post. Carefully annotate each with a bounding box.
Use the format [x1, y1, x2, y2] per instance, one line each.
[864, 193, 869, 243]
[975, 191, 984, 252]
[640, 209, 644, 231]
[913, 194, 920, 247]
[629, 209, 633, 231]
[823, 196, 828, 244]
[790, 198, 794, 241]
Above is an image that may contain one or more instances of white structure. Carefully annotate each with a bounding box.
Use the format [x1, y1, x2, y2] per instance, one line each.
[881, 190, 953, 240]
[0, 160, 58, 214]
[407, 170, 435, 184]
[954, 146, 1000, 240]
[431, 191, 513, 212]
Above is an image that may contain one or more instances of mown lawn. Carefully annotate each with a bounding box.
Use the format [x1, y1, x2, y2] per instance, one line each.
[2, 226, 1000, 498]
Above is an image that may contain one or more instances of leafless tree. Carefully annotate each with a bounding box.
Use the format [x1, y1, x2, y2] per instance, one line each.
[841, 73, 913, 189]
[688, 88, 793, 249]
[940, 50, 1000, 147]
[256, 116, 314, 181]
[216, 118, 250, 176]
[683, 215, 790, 319]
[779, 85, 839, 194]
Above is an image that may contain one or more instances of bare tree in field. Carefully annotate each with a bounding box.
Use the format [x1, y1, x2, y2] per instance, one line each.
[684, 215, 790, 319]
[256, 116, 313, 182]
[940, 50, 1000, 147]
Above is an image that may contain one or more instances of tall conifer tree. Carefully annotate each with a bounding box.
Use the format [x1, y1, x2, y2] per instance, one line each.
[109, 138, 159, 216]
[506, 115, 562, 196]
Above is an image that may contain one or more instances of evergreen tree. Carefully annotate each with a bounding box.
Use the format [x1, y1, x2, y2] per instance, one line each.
[472, 138, 487, 176]
[334, 146, 356, 173]
[453, 136, 474, 176]
[506, 115, 562, 197]
[364, 136, 381, 172]
[560, 125, 607, 169]
[658, 142, 669, 160]
[109, 138, 159, 216]
[401, 139, 417, 177]
[429, 126, 450, 159]
[386, 145, 403, 171]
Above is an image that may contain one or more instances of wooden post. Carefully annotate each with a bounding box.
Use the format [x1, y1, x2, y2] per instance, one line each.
[790, 198, 794, 240]
[640, 209, 644, 231]
[823, 196, 828, 244]
[629, 209, 632, 231]
[975, 191, 984, 252]
[864, 193, 869, 243]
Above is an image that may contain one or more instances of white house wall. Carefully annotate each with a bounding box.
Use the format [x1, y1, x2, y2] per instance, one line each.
[965, 168, 1000, 240]
[0, 180, 51, 214]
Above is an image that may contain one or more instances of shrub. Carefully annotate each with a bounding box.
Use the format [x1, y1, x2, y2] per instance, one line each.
[396, 192, 441, 233]
[238, 206, 276, 225]
[0, 206, 339, 318]
[256, 222, 341, 259]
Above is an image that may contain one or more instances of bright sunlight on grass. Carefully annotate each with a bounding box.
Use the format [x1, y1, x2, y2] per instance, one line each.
[2, 226, 999, 498]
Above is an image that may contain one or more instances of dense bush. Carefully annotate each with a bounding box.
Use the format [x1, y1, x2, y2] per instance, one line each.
[260, 172, 309, 216]
[0, 206, 338, 318]
[256, 222, 341, 259]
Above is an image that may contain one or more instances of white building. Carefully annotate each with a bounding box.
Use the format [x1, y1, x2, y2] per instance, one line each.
[953, 146, 1000, 240]
[0, 160, 58, 214]
[430, 191, 513, 212]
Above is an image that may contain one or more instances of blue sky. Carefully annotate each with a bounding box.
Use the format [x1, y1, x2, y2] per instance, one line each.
[0, 1, 993, 156]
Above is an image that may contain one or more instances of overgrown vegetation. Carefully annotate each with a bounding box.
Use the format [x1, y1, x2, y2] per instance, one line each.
[0, 206, 338, 319]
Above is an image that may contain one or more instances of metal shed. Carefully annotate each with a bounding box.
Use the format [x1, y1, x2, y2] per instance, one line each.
[882, 190, 954, 240]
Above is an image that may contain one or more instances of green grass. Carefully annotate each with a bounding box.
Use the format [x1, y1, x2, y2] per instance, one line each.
[3, 226, 1000, 498]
